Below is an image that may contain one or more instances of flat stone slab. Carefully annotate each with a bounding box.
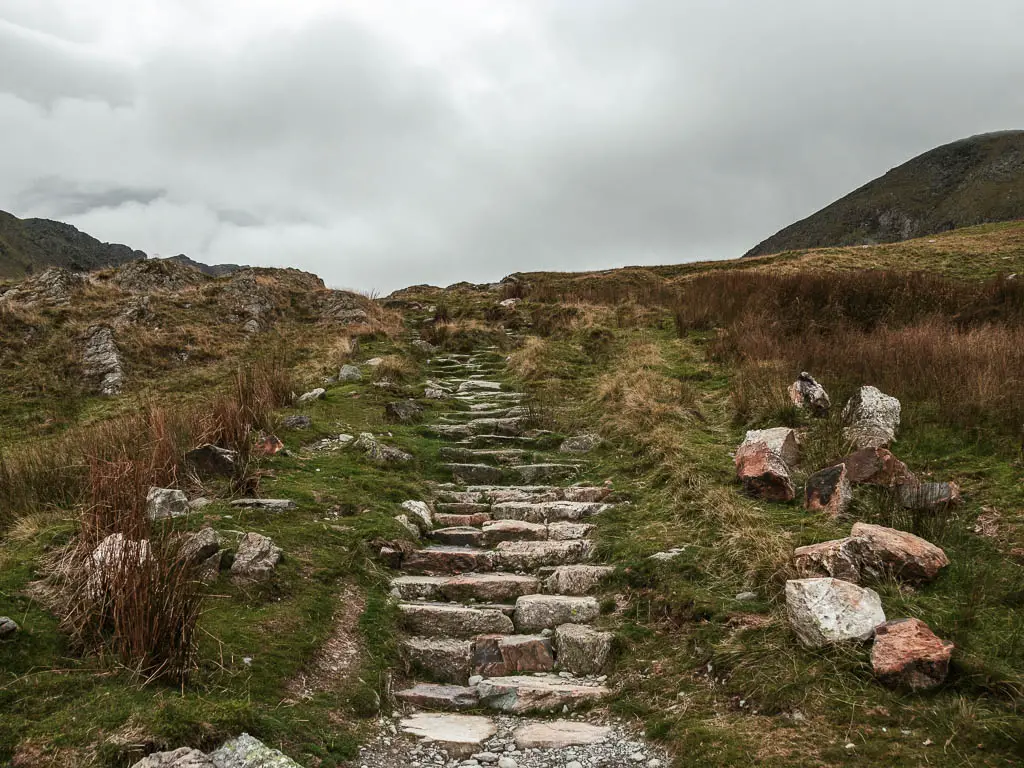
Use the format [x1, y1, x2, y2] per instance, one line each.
[395, 683, 479, 710]
[391, 573, 541, 602]
[445, 463, 504, 485]
[496, 540, 593, 570]
[403, 546, 495, 574]
[512, 463, 581, 483]
[547, 521, 595, 540]
[458, 380, 503, 392]
[477, 674, 609, 713]
[544, 565, 615, 595]
[229, 498, 296, 511]
[514, 594, 600, 632]
[400, 713, 497, 759]
[402, 637, 473, 684]
[482, 519, 548, 545]
[491, 501, 610, 523]
[435, 512, 493, 528]
[513, 720, 611, 749]
[430, 526, 485, 548]
[399, 603, 514, 638]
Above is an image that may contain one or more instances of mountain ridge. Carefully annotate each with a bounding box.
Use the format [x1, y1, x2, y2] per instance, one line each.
[744, 130, 1024, 257]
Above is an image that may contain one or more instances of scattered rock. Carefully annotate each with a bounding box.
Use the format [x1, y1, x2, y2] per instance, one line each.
[734, 441, 795, 501]
[179, 527, 221, 564]
[147, 487, 189, 521]
[850, 522, 950, 583]
[87, 533, 152, 598]
[871, 618, 953, 690]
[843, 386, 901, 448]
[82, 325, 124, 396]
[366, 357, 384, 367]
[411, 339, 437, 356]
[400, 500, 433, 532]
[3, 267, 85, 305]
[231, 533, 282, 582]
[742, 427, 799, 467]
[280, 415, 311, 430]
[898, 481, 961, 510]
[793, 537, 866, 582]
[559, 434, 603, 454]
[229, 498, 296, 512]
[394, 514, 420, 537]
[788, 372, 831, 416]
[253, 434, 285, 456]
[296, 387, 326, 404]
[385, 400, 424, 424]
[209, 733, 302, 767]
[338, 364, 363, 382]
[842, 447, 915, 486]
[185, 444, 237, 477]
[130, 748, 215, 767]
[354, 432, 412, 464]
[804, 464, 852, 517]
[0, 616, 20, 638]
[785, 577, 885, 647]
[735, 591, 758, 602]
[555, 623, 613, 675]
[425, 387, 447, 399]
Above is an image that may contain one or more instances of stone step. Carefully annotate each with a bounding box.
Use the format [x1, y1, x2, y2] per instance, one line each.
[438, 447, 533, 466]
[513, 595, 600, 632]
[443, 463, 504, 485]
[395, 683, 479, 711]
[399, 713, 497, 759]
[391, 573, 542, 602]
[434, 512, 493, 527]
[491, 501, 611, 523]
[477, 674, 610, 714]
[457, 434, 541, 448]
[543, 565, 615, 595]
[403, 546, 494, 574]
[448, 486, 612, 504]
[481, 519, 548, 545]
[402, 637, 472, 683]
[458, 381, 503, 393]
[510, 464, 581, 483]
[430, 526, 484, 547]
[473, 633, 555, 677]
[436, 501, 493, 515]
[398, 602, 514, 638]
[495, 539, 594, 570]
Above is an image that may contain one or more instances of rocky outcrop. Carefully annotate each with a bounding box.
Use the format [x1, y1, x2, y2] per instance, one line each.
[843, 386, 901, 449]
[354, 433, 412, 464]
[230, 533, 282, 582]
[871, 618, 953, 690]
[804, 464, 852, 517]
[785, 577, 885, 647]
[320, 291, 371, 325]
[788, 372, 830, 416]
[0, 267, 85, 305]
[82, 325, 124, 396]
[112, 259, 207, 293]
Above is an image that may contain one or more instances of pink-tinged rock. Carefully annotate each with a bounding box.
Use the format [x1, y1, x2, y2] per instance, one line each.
[842, 447, 915, 486]
[547, 521, 595, 541]
[403, 546, 494, 574]
[897, 482, 961, 510]
[441, 573, 541, 603]
[742, 427, 799, 467]
[850, 522, 950, 584]
[793, 537, 866, 582]
[473, 634, 555, 676]
[804, 463, 852, 517]
[476, 674, 609, 713]
[788, 372, 831, 416]
[434, 512, 492, 527]
[482, 519, 548, 546]
[735, 442, 795, 502]
[395, 683, 479, 710]
[871, 618, 953, 690]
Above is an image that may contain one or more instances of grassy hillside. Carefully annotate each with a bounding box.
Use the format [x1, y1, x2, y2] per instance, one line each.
[0, 210, 146, 279]
[745, 131, 1024, 257]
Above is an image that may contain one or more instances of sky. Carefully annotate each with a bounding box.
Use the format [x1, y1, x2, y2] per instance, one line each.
[2, 1, 1024, 292]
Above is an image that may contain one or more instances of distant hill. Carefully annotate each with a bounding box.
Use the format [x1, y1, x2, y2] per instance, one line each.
[0, 209, 146, 278]
[164, 253, 242, 277]
[744, 131, 1024, 258]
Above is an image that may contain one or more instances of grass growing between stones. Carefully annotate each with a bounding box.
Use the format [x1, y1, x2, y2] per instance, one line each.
[506, 321, 1024, 767]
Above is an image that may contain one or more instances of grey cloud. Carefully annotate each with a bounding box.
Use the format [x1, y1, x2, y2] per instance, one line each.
[1, 1, 1024, 291]
[17, 177, 165, 218]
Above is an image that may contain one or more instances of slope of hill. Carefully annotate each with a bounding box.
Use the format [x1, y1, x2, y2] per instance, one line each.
[165, 253, 243, 276]
[0, 209, 146, 278]
[745, 131, 1024, 257]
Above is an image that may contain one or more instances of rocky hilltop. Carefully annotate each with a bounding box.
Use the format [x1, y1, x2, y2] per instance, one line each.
[745, 130, 1024, 257]
[0, 209, 146, 278]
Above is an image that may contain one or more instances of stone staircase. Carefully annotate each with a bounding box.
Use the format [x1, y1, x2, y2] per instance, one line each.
[369, 343, 648, 764]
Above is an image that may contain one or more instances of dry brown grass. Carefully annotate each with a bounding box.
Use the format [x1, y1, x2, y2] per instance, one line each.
[373, 354, 416, 383]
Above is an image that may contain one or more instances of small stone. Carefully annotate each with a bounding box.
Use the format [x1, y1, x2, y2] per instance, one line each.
[803, 464, 852, 517]
[785, 577, 885, 647]
[230, 533, 282, 582]
[851, 522, 950, 584]
[793, 537, 866, 582]
[209, 733, 302, 766]
[296, 387, 326, 404]
[386, 399, 425, 424]
[735, 591, 758, 601]
[559, 434, 603, 454]
[497, 758, 517, 768]
[843, 386, 901, 448]
[338, 364, 363, 382]
[146, 487, 189, 521]
[897, 482, 961, 510]
[734, 441, 795, 501]
[280, 415, 312, 429]
[842, 447, 914, 486]
[229, 498, 296, 512]
[742, 427, 799, 466]
[0, 616, 19, 637]
[788, 372, 830, 416]
[185, 444, 237, 477]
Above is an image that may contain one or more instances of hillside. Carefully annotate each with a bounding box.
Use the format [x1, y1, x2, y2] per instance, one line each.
[744, 131, 1024, 258]
[0, 209, 146, 278]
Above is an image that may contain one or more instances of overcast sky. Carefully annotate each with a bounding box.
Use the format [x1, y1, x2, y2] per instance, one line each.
[2, 1, 1023, 291]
